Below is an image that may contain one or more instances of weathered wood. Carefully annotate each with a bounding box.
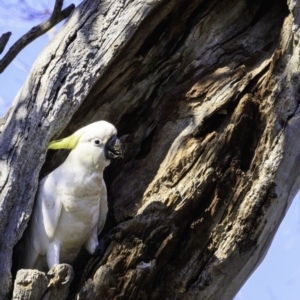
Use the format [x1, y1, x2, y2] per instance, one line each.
[1, 0, 300, 299]
[0, 0, 164, 297]
[72, 0, 300, 298]
[12, 264, 73, 300]
[12, 269, 48, 300]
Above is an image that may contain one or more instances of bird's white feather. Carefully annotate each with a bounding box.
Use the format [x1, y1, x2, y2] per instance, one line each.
[20, 121, 121, 271]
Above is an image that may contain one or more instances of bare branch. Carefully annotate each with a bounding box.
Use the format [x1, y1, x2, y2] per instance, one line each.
[52, 0, 64, 19]
[0, 0, 75, 74]
[0, 32, 11, 54]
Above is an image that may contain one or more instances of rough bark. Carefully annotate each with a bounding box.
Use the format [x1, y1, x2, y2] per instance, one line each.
[1, 0, 300, 299]
[12, 264, 73, 300]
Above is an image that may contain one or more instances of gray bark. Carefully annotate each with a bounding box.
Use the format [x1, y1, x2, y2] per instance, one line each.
[12, 264, 73, 300]
[0, 0, 300, 299]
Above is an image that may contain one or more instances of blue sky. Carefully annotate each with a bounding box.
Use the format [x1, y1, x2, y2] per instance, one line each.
[0, 1, 299, 299]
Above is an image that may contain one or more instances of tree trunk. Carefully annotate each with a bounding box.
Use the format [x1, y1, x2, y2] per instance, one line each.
[1, 0, 300, 299]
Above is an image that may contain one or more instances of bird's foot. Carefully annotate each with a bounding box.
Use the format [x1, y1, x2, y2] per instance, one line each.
[47, 264, 74, 287]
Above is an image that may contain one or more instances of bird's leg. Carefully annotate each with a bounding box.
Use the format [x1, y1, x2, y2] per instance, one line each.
[46, 240, 60, 269]
[85, 227, 98, 255]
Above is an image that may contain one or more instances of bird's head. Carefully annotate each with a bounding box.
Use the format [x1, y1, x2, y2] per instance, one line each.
[48, 121, 123, 170]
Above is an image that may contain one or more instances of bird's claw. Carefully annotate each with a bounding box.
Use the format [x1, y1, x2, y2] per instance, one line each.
[47, 264, 74, 287]
[61, 272, 71, 285]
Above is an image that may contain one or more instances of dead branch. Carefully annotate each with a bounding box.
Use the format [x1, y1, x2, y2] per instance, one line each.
[0, 0, 75, 74]
[0, 32, 11, 54]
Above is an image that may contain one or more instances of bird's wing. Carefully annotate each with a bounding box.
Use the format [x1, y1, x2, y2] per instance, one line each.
[31, 172, 62, 255]
[41, 172, 63, 239]
[97, 179, 108, 234]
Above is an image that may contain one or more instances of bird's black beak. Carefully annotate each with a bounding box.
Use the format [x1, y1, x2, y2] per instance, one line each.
[105, 135, 123, 159]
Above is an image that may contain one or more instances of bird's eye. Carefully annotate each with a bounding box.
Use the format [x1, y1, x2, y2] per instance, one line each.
[94, 139, 101, 145]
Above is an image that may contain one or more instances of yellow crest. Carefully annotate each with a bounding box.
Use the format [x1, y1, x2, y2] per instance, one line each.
[48, 134, 81, 150]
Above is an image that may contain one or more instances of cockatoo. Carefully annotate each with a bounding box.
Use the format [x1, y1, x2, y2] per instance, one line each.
[21, 121, 123, 271]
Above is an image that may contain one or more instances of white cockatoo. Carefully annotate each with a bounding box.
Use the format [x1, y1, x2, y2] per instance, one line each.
[21, 121, 123, 271]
